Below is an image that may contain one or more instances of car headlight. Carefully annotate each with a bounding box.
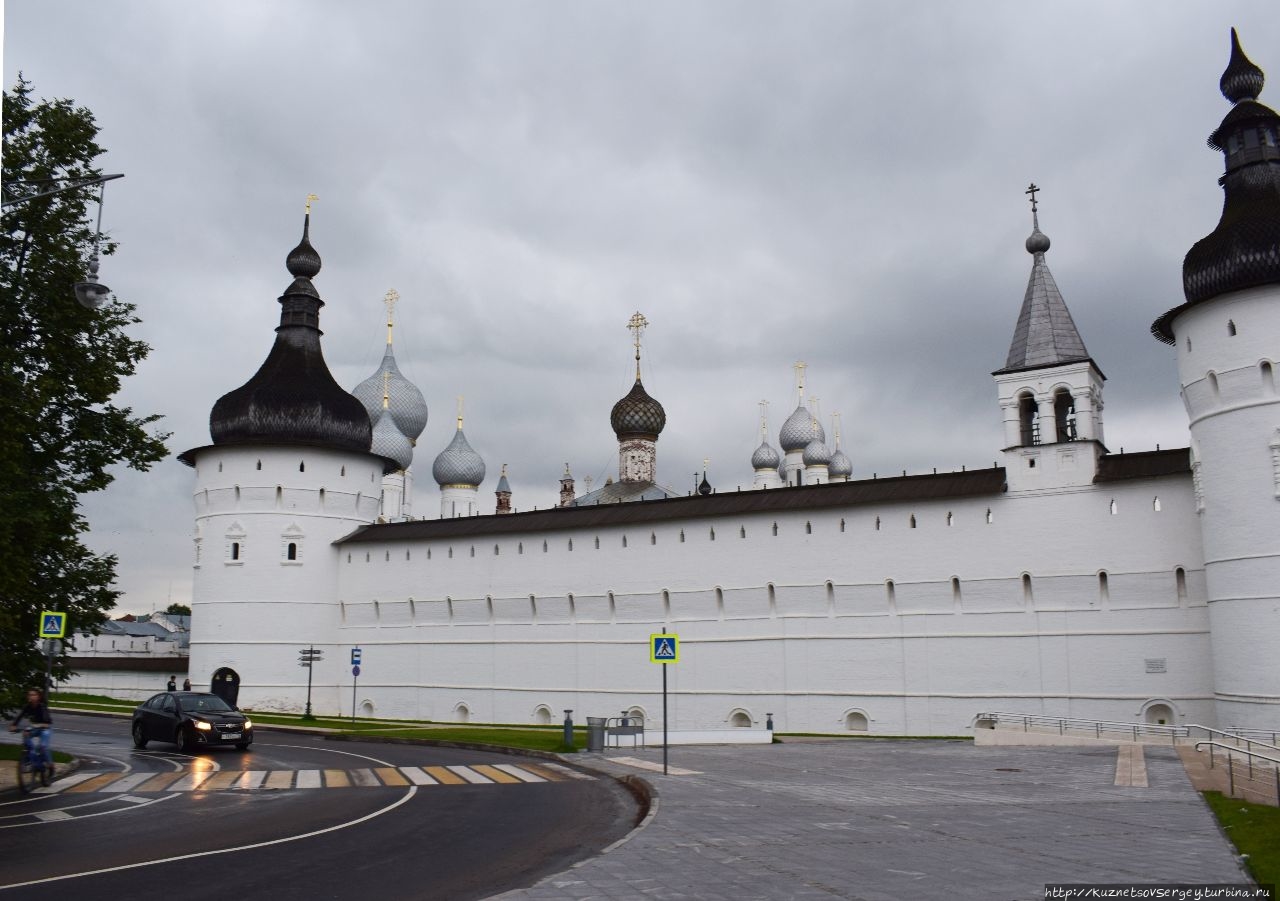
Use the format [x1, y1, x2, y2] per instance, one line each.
[194, 721, 212, 731]
[243, 719, 253, 730]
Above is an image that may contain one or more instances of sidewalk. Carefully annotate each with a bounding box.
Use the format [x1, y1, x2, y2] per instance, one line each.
[495, 740, 1250, 901]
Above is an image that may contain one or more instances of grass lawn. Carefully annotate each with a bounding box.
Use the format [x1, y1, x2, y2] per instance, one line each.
[1202, 792, 1279, 898]
[50, 692, 585, 753]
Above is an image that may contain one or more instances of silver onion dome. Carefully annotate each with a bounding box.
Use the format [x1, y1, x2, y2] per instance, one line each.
[802, 437, 831, 466]
[371, 407, 413, 471]
[779, 405, 824, 452]
[828, 448, 852, 479]
[751, 439, 781, 470]
[432, 427, 486, 487]
[352, 349, 428, 442]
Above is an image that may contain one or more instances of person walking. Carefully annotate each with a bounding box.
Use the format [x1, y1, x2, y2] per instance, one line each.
[182, 677, 191, 691]
[167, 675, 177, 691]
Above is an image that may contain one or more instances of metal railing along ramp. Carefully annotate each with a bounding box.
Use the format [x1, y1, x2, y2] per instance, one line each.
[974, 711, 1280, 748]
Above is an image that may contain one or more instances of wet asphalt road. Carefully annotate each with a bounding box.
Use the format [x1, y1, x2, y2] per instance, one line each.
[0, 713, 638, 900]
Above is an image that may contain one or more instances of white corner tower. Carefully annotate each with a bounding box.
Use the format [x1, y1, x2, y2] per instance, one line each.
[993, 186, 1106, 492]
[1152, 30, 1280, 730]
[179, 201, 393, 712]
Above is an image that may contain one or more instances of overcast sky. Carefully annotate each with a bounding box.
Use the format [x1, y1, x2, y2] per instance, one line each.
[5, 2, 1276, 615]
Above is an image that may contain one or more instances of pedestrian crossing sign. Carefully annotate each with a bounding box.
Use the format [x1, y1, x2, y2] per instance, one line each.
[649, 633, 679, 663]
[39, 611, 66, 639]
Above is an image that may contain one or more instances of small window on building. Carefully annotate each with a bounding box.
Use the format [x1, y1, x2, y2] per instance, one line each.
[909, 515, 916, 529]
[230, 542, 240, 561]
[448, 547, 453, 559]
[740, 526, 746, 539]
[340, 466, 346, 477]
[951, 577, 961, 601]
[543, 540, 548, 553]
[839, 518, 845, 533]
[287, 543, 297, 561]
[709, 527, 716, 541]
[594, 536, 600, 549]
[1110, 499, 1117, 515]
[622, 535, 628, 548]
[1098, 571, 1109, 600]
[568, 539, 574, 551]
[650, 532, 656, 545]
[805, 521, 812, 534]
[875, 516, 881, 531]
[1186, 336, 1192, 352]
[518, 542, 524, 555]
[885, 580, 896, 604]
[494, 544, 500, 556]
[469, 546, 475, 558]
[1176, 566, 1187, 600]
[405, 550, 411, 560]
[679, 530, 685, 543]
[772, 522, 778, 536]
[986, 508, 993, 524]
[256, 459, 262, 471]
[1153, 496, 1161, 512]
[1228, 319, 1237, 336]
[1022, 573, 1033, 603]
[946, 511, 953, 526]
[299, 461, 305, 472]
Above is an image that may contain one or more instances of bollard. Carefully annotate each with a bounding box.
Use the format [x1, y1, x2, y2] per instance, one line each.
[563, 710, 574, 750]
[766, 712, 774, 731]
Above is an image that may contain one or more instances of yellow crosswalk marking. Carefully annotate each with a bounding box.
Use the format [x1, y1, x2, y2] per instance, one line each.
[67, 773, 124, 792]
[471, 765, 521, 784]
[198, 771, 241, 791]
[263, 770, 294, 789]
[70, 762, 573, 793]
[374, 767, 409, 786]
[423, 766, 467, 785]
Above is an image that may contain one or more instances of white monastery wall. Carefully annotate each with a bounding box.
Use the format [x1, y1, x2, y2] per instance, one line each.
[299, 471, 1213, 733]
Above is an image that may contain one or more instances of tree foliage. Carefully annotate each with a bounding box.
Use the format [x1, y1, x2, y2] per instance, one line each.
[1, 77, 169, 711]
[164, 603, 192, 617]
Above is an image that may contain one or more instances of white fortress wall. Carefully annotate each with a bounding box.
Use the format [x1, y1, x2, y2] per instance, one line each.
[328, 470, 1212, 733]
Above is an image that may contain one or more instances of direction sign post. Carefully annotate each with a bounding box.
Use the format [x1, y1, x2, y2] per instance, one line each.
[351, 650, 362, 723]
[298, 646, 323, 718]
[649, 630, 680, 775]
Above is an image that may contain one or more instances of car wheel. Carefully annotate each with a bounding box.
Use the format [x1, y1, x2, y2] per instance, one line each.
[175, 726, 191, 753]
[132, 721, 148, 749]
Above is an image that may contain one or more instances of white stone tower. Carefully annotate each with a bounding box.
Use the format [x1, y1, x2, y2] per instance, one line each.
[993, 186, 1106, 493]
[1152, 31, 1280, 730]
[179, 204, 391, 712]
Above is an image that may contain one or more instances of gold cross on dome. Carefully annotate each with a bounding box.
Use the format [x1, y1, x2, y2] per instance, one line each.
[793, 361, 807, 400]
[627, 312, 649, 378]
[305, 193, 319, 214]
[759, 399, 770, 436]
[384, 289, 399, 343]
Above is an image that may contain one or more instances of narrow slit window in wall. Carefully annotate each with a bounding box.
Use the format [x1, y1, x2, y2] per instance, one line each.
[805, 521, 812, 534]
[286, 543, 297, 561]
[740, 526, 746, 539]
[951, 577, 961, 601]
[1098, 571, 1109, 600]
[1176, 567, 1187, 600]
[1022, 573, 1033, 603]
[1228, 319, 1237, 336]
[909, 515, 917, 529]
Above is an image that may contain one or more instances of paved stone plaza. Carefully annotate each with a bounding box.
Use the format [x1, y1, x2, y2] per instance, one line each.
[496, 740, 1249, 901]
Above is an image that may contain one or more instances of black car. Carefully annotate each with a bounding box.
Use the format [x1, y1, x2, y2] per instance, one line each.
[132, 692, 253, 752]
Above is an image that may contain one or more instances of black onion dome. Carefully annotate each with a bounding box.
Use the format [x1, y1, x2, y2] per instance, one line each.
[610, 378, 666, 440]
[209, 214, 374, 455]
[1221, 28, 1264, 104]
[1154, 30, 1280, 342]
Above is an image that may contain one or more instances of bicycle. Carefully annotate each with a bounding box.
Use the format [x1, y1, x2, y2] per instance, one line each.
[16, 726, 54, 794]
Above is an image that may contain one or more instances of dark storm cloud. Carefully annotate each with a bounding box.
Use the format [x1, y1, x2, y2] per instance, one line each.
[4, 1, 1274, 611]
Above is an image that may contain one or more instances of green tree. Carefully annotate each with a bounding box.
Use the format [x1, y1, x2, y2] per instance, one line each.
[1, 77, 168, 711]
[164, 603, 192, 617]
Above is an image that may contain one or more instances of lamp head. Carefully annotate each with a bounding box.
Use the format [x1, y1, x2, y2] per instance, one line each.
[73, 251, 111, 309]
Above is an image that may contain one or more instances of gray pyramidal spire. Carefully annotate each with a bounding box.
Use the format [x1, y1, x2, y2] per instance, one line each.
[998, 196, 1090, 372]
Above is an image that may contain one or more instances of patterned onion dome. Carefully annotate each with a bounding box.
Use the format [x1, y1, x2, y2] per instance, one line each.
[779, 405, 824, 452]
[802, 437, 831, 466]
[751, 439, 781, 470]
[610, 379, 666, 439]
[828, 448, 853, 479]
[432, 427, 486, 487]
[208, 214, 373, 457]
[370, 408, 413, 471]
[352, 348, 428, 441]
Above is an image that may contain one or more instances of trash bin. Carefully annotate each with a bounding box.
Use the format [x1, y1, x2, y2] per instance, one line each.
[586, 717, 607, 752]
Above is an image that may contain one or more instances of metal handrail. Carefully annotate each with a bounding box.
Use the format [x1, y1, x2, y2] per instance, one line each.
[975, 712, 1280, 751]
[1194, 740, 1280, 805]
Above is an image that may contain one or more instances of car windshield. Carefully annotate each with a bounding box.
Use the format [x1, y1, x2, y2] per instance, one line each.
[178, 695, 233, 713]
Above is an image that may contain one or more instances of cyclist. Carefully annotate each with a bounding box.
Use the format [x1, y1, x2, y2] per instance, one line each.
[9, 687, 54, 777]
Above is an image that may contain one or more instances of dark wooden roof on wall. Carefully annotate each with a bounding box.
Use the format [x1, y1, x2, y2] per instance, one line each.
[338, 467, 1010, 544]
[1094, 447, 1192, 482]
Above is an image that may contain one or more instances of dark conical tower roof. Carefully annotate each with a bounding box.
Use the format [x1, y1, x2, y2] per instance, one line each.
[1154, 29, 1280, 342]
[206, 214, 374, 454]
[997, 204, 1091, 373]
